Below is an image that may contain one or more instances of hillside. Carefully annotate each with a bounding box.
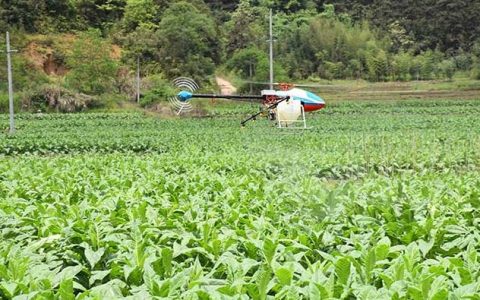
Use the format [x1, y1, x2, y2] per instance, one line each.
[0, 0, 479, 112]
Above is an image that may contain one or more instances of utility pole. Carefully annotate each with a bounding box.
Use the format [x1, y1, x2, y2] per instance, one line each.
[5, 32, 18, 135]
[136, 56, 140, 103]
[268, 9, 274, 90]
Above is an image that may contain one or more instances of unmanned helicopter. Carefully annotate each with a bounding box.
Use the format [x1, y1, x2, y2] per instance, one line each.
[168, 9, 326, 128]
[168, 78, 326, 128]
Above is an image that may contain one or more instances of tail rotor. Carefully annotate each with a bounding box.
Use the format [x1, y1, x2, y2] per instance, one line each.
[168, 77, 199, 115]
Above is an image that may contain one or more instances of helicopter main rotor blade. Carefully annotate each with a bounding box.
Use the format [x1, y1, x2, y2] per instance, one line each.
[242, 80, 344, 89]
[177, 91, 263, 103]
[191, 94, 263, 101]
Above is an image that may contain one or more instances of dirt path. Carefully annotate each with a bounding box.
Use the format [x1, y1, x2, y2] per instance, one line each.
[216, 76, 237, 95]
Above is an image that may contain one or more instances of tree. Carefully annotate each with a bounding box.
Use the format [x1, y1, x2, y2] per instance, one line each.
[392, 51, 412, 81]
[121, 27, 163, 74]
[438, 59, 455, 80]
[255, 0, 317, 13]
[122, 0, 160, 31]
[66, 29, 118, 94]
[388, 21, 414, 52]
[72, 0, 126, 30]
[226, 47, 267, 79]
[225, 0, 266, 56]
[471, 40, 480, 80]
[155, 2, 220, 81]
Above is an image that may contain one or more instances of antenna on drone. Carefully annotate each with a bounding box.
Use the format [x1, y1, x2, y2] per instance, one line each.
[268, 9, 274, 90]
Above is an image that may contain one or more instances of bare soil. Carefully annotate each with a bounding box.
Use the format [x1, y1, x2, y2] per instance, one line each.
[216, 77, 237, 95]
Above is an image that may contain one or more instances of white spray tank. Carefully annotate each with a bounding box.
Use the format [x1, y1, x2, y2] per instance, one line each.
[277, 99, 302, 126]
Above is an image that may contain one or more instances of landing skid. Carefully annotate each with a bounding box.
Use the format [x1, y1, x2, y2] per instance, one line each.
[277, 106, 310, 129]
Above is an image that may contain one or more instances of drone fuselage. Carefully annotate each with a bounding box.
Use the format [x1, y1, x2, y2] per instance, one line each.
[261, 88, 325, 112]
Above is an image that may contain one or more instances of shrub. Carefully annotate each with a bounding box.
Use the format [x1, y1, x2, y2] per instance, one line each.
[139, 75, 174, 107]
[66, 29, 118, 95]
[0, 93, 22, 113]
[22, 85, 95, 112]
[438, 59, 456, 80]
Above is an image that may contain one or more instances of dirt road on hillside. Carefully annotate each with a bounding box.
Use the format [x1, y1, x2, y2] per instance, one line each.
[216, 77, 237, 95]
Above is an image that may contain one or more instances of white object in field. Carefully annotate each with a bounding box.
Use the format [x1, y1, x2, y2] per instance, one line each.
[277, 99, 302, 126]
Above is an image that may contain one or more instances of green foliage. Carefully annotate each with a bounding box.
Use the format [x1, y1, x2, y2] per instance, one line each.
[0, 0, 126, 32]
[438, 59, 456, 80]
[388, 20, 414, 52]
[225, 0, 267, 55]
[66, 29, 119, 94]
[392, 51, 413, 81]
[322, 61, 344, 80]
[226, 47, 265, 79]
[0, 0, 74, 33]
[335, 0, 480, 53]
[0, 100, 480, 297]
[0, 93, 22, 113]
[71, 0, 127, 30]
[0, 51, 50, 92]
[471, 64, 480, 80]
[22, 84, 96, 112]
[91, 93, 129, 110]
[418, 50, 436, 80]
[226, 46, 287, 93]
[122, 0, 160, 31]
[471, 41, 480, 80]
[155, 2, 220, 82]
[119, 27, 162, 74]
[453, 51, 473, 71]
[1, 0, 479, 94]
[139, 75, 175, 107]
[277, 8, 392, 81]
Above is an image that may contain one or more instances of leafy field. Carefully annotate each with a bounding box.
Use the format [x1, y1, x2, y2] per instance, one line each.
[1, 99, 480, 299]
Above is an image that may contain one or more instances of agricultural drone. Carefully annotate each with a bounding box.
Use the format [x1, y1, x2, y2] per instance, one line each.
[167, 9, 326, 128]
[168, 78, 326, 128]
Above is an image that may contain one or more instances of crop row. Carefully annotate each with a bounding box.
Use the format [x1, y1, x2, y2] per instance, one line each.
[1, 99, 480, 298]
[1, 154, 480, 298]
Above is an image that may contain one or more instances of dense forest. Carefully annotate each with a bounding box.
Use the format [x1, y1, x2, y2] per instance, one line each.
[0, 0, 479, 110]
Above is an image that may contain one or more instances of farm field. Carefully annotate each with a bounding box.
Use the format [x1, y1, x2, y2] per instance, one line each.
[1, 99, 480, 299]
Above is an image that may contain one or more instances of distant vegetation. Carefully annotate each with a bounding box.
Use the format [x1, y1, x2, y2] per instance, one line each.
[0, 0, 479, 111]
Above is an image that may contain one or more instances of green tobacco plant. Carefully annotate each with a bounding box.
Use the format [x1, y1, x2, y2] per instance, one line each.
[0, 99, 480, 298]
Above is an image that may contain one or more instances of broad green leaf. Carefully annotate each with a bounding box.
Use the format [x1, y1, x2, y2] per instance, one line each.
[84, 245, 105, 269]
[12, 292, 40, 300]
[407, 286, 423, 300]
[308, 282, 321, 300]
[151, 279, 171, 297]
[87, 279, 126, 298]
[256, 268, 272, 300]
[89, 270, 110, 286]
[375, 243, 390, 261]
[364, 249, 376, 283]
[0, 282, 18, 298]
[418, 239, 434, 258]
[0, 265, 8, 280]
[58, 279, 75, 300]
[53, 265, 83, 287]
[335, 257, 351, 286]
[161, 248, 173, 277]
[430, 289, 448, 300]
[275, 267, 293, 286]
[262, 239, 277, 266]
